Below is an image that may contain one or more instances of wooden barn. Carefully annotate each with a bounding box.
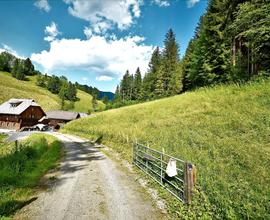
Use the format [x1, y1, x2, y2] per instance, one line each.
[39, 110, 80, 129]
[0, 98, 46, 130]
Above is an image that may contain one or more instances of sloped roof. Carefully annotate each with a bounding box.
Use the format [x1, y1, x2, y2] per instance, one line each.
[0, 98, 41, 115]
[79, 112, 88, 118]
[46, 110, 80, 121]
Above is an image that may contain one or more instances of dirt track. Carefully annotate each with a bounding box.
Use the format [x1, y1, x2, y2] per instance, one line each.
[15, 133, 165, 220]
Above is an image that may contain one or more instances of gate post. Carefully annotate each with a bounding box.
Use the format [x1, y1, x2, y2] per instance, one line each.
[184, 162, 196, 204]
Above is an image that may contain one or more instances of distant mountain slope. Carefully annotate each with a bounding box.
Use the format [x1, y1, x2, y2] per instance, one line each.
[0, 72, 104, 113]
[63, 79, 270, 219]
[98, 91, 115, 100]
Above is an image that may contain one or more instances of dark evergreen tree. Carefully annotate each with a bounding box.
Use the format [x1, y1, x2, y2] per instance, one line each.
[23, 58, 35, 75]
[134, 67, 142, 100]
[142, 47, 161, 99]
[162, 29, 181, 95]
[228, 0, 270, 76]
[120, 70, 131, 100]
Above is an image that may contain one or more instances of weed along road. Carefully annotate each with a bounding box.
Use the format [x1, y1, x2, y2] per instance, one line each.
[15, 133, 164, 220]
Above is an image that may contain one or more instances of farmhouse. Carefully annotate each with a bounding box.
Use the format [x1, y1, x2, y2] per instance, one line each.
[40, 110, 80, 128]
[0, 98, 46, 130]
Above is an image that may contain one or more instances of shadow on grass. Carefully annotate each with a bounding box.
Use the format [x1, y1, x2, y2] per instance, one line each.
[0, 197, 37, 217]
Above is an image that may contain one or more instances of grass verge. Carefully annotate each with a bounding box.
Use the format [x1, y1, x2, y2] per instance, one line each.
[0, 134, 62, 219]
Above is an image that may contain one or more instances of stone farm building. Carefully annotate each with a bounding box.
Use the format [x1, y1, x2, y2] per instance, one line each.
[0, 98, 46, 130]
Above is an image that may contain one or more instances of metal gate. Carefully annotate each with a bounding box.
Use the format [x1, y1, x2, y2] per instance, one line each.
[132, 141, 196, 204]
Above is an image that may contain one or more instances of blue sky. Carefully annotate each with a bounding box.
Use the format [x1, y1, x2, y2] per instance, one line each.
[0, 0, 208, 92]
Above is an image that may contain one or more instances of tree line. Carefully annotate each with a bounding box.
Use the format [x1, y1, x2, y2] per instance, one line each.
[114, 0, 269, 106]
[0, 52, 39, 80]
[36, 74, 77, 106]
[182, 0, 270, 91]
[114, 28, 182, 105]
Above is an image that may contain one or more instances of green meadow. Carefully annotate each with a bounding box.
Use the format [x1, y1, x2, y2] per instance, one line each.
[63, 79, 270, 219]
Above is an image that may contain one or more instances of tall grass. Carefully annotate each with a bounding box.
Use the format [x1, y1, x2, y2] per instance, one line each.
[63, 79, 270, 219]
[0, 134, 62, 218]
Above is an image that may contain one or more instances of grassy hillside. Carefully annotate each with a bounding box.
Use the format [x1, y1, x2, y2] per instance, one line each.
[63, 79, 270, 219]
[0, 72, 104, 113]
[74, 90, 106, 113]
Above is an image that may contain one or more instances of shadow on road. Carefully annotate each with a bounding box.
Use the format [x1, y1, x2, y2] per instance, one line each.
[47, 140, 105, 188]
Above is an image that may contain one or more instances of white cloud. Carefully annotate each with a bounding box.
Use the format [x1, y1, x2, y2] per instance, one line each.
[0, 44, 25, 59]
[34, 0, 51, 12]
[82, 77, 88, 81]
[152, 0, 170, 7]
[44, 22, 61, 42]
[31, 35, 153, 80]
[96, 76, 113, 81]
[63, 0, 143, 34]
[83, 27, 93, 39]
[187, 0, 200, 8]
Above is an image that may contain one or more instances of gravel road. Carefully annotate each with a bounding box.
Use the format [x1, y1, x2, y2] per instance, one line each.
[15, 133, 165, 220]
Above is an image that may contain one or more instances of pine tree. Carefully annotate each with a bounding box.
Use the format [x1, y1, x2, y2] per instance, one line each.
[114, 85, 121, 102]
[120, 70, 131, 101]
[168, 63, 183, 95]
[142, 47, 161, 99]
[154, 66, 165, 97]
[228, 0, 270, 75]
[134, 67, 142, 100]
[23, 58, 35, 75]
[162, 29, 180, 95]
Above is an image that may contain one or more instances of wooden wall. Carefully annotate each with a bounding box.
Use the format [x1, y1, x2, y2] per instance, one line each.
[0, 106, 45, 130]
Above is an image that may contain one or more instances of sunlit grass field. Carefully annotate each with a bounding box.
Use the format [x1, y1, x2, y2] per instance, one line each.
[0, 134, 62, 219]
[63, 79, 270, 219]
[74, 90, 106, 113]
[0, 72, 104, 113]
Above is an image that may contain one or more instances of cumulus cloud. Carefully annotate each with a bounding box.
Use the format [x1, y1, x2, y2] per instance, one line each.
[96, 76, 113, 81]
[44, 22, 61, 42]
[63, 0, 143, 34]
[34, 0, 51, 12]
[82, 77, 88, 81]
[187, 0, 200, 8]
[152, 0, 170, 7]
[31, 35, 153, 80]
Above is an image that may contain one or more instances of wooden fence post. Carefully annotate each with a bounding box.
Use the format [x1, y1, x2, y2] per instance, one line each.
[184, 162, 196, 204]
